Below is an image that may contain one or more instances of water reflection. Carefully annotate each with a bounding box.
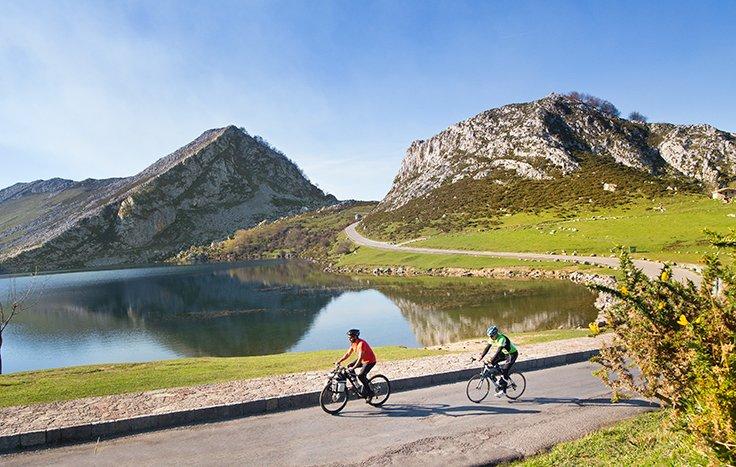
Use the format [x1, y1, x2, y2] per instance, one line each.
[373, 279, 596, 346]
[0, 261, 597, 373]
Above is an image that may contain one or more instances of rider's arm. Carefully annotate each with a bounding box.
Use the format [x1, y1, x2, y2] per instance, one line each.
[349, 342, 364, 368]
[478, 343, 492, 360]
[336, 347, 354, 365]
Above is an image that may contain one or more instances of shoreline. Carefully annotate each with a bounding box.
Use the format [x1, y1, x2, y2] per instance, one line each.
[0, 334, 610, 443]
[326, 263, 617, 324]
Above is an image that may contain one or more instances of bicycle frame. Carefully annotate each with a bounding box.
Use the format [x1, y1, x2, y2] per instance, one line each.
[328, 366, 366, 397]
[480, 362, 504, 389]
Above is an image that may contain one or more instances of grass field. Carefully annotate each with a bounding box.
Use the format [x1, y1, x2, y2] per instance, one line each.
[402, 195, 734, 264]
[0, 346, 444, 408]
[337, 245, 614, 274]
[511, 410, 710, 466]
[0, 329, 590, 408]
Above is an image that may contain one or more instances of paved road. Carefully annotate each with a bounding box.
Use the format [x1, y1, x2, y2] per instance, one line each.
[3, 362, 654, 466]
[346, 222, 702, 284]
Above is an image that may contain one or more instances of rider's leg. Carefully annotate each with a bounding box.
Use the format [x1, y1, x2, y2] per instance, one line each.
[501, 352, 518, 379]
[357, 362, 375, 396]
[350, 361, 363, 375]
[490, 354, 507, 396]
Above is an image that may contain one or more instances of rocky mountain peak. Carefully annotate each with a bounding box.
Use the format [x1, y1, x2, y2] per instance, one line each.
[0, 125, 337, 272]
[379, 94, 736, 211]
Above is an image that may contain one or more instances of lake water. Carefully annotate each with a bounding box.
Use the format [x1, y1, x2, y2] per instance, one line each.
[0, 261, 597, 373]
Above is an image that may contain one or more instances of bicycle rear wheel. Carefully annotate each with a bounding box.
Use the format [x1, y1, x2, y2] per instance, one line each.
[367, 374, 391, 406]
[505, 372, 526, 400]
[320, 382, 348, 414]
[466, 373, 490, 403]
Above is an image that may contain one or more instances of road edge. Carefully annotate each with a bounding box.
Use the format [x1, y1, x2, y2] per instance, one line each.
[0, 349, 597, 455]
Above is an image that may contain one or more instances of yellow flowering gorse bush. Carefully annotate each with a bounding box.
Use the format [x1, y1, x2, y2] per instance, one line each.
[591, 251, 735, 463]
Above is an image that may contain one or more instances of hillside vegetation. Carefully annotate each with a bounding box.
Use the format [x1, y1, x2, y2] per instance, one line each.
[363, 153, 701, 241]
[173, 201, 377, 263]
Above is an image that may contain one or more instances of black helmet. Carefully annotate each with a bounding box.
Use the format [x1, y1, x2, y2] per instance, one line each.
[347, 329, 360, 337]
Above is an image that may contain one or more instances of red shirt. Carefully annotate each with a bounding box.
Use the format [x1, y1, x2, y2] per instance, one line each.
[351, 338, 377, 364]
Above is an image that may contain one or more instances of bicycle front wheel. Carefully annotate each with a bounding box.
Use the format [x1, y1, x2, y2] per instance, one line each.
[505, 372, 526, 400]
[367, 374, 391, 406]
[319, 382, 348, 414]
[466, 373, 490, 403]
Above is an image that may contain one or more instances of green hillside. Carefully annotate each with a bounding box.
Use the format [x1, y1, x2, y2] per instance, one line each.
[363, 154, 702, 241]
[363, 195, 733, 264]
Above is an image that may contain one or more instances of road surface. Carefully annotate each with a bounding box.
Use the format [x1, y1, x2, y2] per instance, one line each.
[345, 222, 701, 284]
[2, 362, 654, 466]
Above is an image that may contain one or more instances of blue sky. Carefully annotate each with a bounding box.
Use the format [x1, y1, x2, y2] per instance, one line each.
[1, 1, 734, 200]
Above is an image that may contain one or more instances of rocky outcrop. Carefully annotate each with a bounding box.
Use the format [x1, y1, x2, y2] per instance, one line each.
[380, 93, 736, 210]
[0, 126, 337, 272]
[0, 178, 77, 203]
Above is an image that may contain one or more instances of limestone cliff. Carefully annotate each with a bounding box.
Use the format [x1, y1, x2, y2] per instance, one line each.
[380, 94, 736, 211]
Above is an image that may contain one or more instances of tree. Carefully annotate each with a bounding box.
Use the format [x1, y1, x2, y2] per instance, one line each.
[0, 278, 36, 374]
[628, 111, 648, 123]
[566, 91, 620, 117]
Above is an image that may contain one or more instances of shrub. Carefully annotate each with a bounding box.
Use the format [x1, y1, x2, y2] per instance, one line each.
[334, 239, 354, 255]
[591, 250, 735, 463]
[566, 92, 620, 117]
[628, 111, 648, 123]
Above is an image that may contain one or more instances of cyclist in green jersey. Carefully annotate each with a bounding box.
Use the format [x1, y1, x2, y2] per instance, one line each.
[476, 325, 519, 397]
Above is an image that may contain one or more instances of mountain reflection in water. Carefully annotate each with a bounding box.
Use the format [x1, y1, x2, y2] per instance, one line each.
[0, 261, 597, 373]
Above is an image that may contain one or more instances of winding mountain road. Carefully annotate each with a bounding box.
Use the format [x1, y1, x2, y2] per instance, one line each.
[345, 222, 702, 284]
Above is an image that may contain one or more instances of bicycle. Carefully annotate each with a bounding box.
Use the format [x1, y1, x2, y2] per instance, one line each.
[319, 365, 391, 415]
[466, 358, 526, 403]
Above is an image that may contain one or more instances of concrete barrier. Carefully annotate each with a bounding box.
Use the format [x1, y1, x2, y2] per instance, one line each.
[0, 349, 598, 454]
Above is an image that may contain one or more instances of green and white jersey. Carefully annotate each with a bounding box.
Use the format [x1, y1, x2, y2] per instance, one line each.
[488, 332, 517, 354]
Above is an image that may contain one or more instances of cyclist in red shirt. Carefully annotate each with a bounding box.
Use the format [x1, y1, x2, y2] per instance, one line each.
[336, 329, 377, 400]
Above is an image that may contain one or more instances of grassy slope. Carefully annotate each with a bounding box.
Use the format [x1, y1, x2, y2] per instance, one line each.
[0, 188, 89, 245]
[506, 328, 589, 345]
[511, 410, 710, 466]
[338, 245, 614, 275]
[405, 195, 734, 264]
[0, 330, 590, 408]
[177, 201, 377, 262]
[362, 153, 700, 241]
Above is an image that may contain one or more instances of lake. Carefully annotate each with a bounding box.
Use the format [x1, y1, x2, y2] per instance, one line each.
[0, 260, 597, 373]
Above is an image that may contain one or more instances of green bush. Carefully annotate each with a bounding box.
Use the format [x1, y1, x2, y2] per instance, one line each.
[592, 251, 735, 463]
